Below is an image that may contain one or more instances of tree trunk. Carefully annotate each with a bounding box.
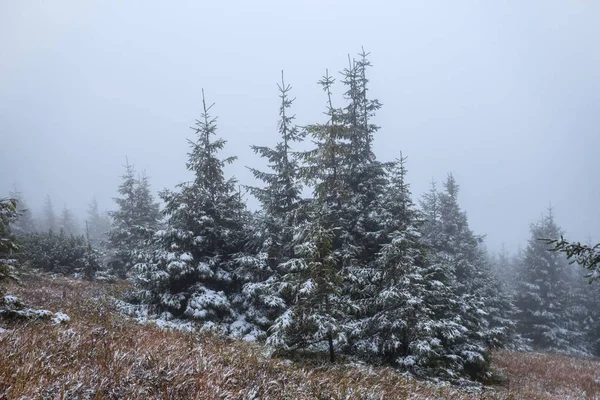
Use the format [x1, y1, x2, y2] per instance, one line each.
[328, 330, 335, 363]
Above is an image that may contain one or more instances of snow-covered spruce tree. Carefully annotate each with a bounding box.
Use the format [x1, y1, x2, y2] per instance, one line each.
[268, 70, 352, 360]
[107, 161, 161, 278]
[243, 71, 305, 331]
[8, 186, 35, 235]
[135, 91, 261, 338]
[514, 209, 587, 354]
[418, 176, 511, 379]
[338, 50, 388, 305]
[42, 195, 57, 233]
[106, 160, 137, 278]
[418, 179, 470, 377]
[310, 51, 391, 355]
[353, 155, 443, 372]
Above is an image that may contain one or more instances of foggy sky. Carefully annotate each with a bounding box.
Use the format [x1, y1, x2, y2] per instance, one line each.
[2, 0, 599, 253]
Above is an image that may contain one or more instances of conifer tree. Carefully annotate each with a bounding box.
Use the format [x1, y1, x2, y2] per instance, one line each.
[107, 162, 160, 278]
[267, 205, 345, 362]
[338, 50, 388, 295]
[269, 70, 352, 358]
[136, 90, 260, 338]
[514, 209, 586, 353]
[419, 175, 504, 378]
[244, 72, 305, 330]
[354, 156, 439, 371]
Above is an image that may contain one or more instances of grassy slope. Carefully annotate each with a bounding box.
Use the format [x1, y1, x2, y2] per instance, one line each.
[1, 275, 599, 399]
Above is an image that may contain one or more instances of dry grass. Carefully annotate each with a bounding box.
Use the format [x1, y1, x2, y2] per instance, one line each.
[0, 275, 598, 399]
[492, 350, 600, 399]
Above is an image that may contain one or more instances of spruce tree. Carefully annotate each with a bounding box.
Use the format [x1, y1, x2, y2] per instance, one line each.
[338, 50, 388, 312]
[354, 156, 439, 372]
[419, 175, 504, 379]
[137, 90, 260, 338]
[107, 162, 160, 278]
[514, 209, 586, 353]
[267, 204, 345, 362]
[269, 70, 352, 359]
[244, 72, 305, 331]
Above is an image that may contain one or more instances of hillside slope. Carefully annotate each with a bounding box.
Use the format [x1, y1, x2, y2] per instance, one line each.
[1, 275, 599, 399]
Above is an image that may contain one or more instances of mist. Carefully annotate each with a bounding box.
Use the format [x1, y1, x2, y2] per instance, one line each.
[2, 0, 599, 253]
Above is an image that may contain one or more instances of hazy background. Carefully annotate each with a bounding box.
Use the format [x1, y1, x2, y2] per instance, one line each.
[1, 0, 599, 253]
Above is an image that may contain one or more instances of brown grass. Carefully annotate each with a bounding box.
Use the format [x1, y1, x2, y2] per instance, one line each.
[0, 275, 598, 399]
[492, 350, 600, 399]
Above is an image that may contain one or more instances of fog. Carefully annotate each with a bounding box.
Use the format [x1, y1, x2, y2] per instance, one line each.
[2, 0, 599, 253]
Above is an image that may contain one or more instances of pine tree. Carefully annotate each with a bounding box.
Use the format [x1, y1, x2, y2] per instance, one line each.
[339, 50, 387, 265]
[136, 90, 260, 338]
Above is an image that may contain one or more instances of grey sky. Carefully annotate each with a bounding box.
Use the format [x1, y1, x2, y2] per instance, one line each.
[2, 0, 599, 253]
